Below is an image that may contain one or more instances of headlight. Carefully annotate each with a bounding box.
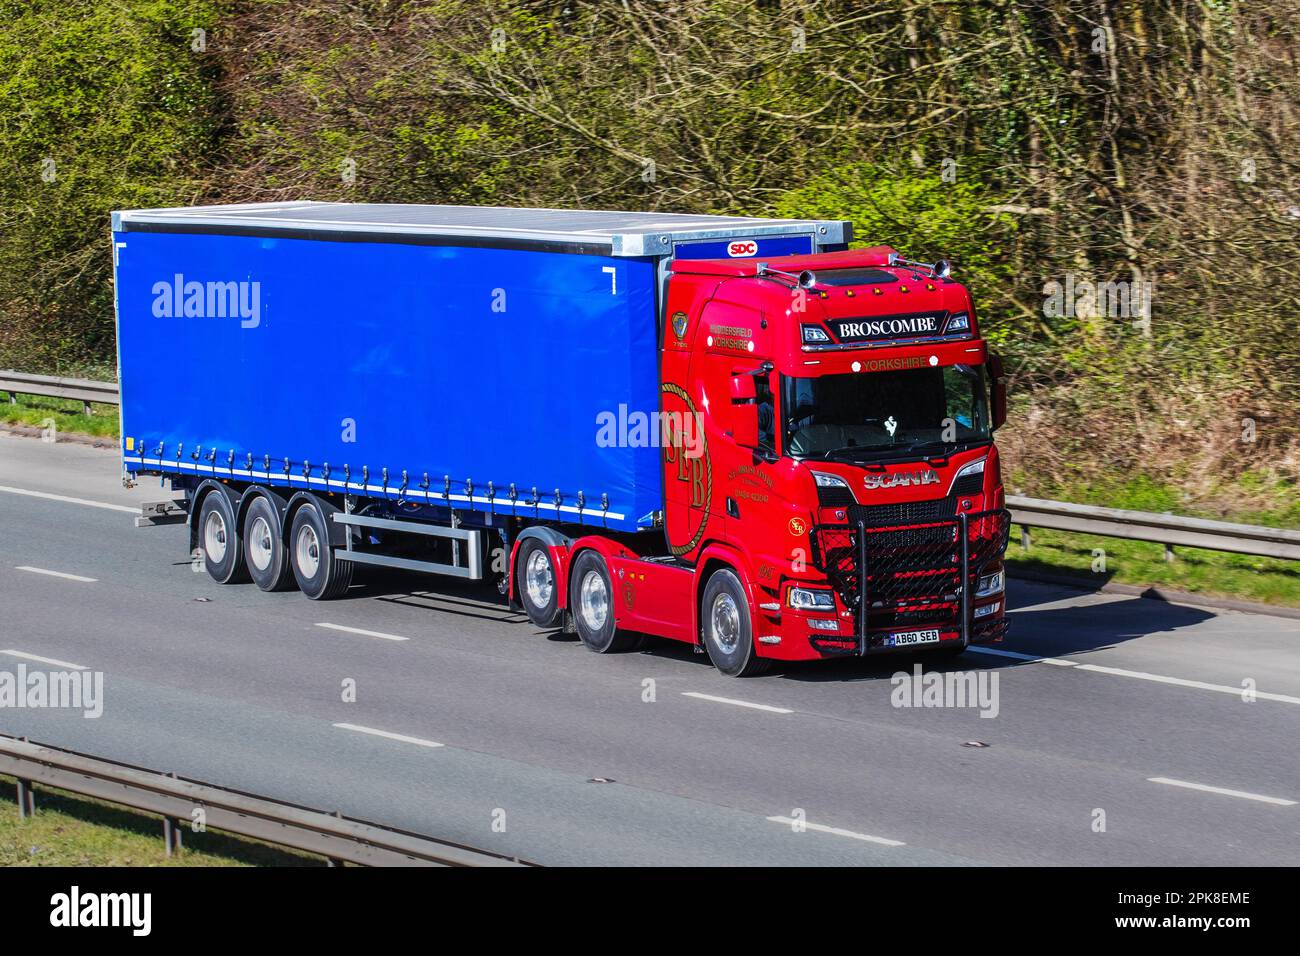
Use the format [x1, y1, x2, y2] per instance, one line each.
[945, 311, 970, 333]
[810, 471, 848, 489]
[788, 587, 836, 610]
[954, 457, 986, 480]
[976, 570, 1004, 597]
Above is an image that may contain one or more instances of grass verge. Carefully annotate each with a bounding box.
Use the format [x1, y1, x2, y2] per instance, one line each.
[1006, 526, 1300, 609]
[0, 392, 119, 439]
[0, 775, 322, 866]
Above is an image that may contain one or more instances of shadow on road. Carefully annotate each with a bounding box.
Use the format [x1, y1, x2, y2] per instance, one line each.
[332, 566, 1217, 683]
[775, 591, 1215, 684]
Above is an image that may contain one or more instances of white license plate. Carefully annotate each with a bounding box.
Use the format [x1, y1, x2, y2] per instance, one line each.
[891, 628, 941, 647]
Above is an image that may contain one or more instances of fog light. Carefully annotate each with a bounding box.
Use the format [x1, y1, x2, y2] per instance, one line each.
[974, 601, 1000, 619]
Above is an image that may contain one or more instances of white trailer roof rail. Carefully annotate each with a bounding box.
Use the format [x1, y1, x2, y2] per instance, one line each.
[112, 201, 852, 257]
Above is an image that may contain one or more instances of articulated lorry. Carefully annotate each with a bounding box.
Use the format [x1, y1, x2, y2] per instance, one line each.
[112, 202, 1010, 676]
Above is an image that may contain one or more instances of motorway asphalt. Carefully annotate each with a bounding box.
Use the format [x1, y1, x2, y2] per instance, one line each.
[0, 432, 1297, 865]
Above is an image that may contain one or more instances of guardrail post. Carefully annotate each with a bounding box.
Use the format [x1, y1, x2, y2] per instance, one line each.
[163, 816, 183, 855]
[1164, 544, 1175, 563]
[326, 811, 345, 866]
[1019, 526, 1031, 551]
[16, 777, 35, 818]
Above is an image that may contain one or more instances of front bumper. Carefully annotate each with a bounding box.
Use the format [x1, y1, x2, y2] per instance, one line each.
[793, 508, 1011, 658]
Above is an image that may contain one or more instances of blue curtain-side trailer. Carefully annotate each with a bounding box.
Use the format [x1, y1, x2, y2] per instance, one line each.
[111, 202, 849, 621]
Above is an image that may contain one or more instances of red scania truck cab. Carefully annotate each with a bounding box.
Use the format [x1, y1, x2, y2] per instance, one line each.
[522, 246, 1011, 676]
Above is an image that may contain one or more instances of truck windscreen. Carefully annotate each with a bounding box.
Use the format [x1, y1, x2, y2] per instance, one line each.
[783, 364, 991, 460]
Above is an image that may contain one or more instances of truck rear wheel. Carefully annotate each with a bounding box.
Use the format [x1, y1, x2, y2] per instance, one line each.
[569, 551, 643, 653]
[700, 568, 769, 677]
[517, 538, 562, 628]
[198, 492, 247, 584]
[243, 494, 295, 592]
[289, 501, 353, 600]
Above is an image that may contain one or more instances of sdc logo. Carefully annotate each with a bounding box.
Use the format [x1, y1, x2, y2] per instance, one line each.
[727, 240, 758, 258]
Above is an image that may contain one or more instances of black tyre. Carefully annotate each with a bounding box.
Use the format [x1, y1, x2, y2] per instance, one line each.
[198, 491, 247, 584]
[700, 567, 769, 677]
[517, 538, 562, 628]
[569, 550, 642, 653]
[242, 494, 295, 592]
[289, 500, 353, 600]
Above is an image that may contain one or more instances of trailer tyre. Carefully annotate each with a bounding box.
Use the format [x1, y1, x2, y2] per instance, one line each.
[569, 551, 643, 653]
[517, 539, 561, 628]
[700, 568, 769, 677]
[289, 502, 353, 600]
[243, 495, 295, 592]
[198, 492, 247, 585]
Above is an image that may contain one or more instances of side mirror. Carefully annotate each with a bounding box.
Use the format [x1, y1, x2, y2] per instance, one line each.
[988, 353, 1007, 431]
[730, 373, 760, 448]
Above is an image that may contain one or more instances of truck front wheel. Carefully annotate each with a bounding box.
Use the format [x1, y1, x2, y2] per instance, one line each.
[700, 568, 770, 677]
[198, 492, 247, 585]
[569, 551, 643, 653]
[289, 501, 353, 600]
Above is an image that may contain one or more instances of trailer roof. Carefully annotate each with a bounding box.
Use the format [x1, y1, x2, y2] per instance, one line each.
[112, 201, 851, 257]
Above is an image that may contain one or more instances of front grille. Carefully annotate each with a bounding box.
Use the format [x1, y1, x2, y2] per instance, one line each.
[849, 498, 954, 526]
[951, 472, 984, 497]
[810, 509, 1011, 646]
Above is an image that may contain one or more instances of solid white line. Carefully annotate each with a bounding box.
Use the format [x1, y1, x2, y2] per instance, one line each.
[15, 565, 97, 583]
[682, 691, 793, 714]
[1148, 777, 1296, 807]
[0, 649, 89, 671]
[1076, 663, 1300, 705]
[332, 723, 443, 748]
[965, 646, 1076, 666]
[766, 815, 905, 846]
[966, 646, 1300, 705]
[314, 622, 409, 642]
[0, 484, 138, 514]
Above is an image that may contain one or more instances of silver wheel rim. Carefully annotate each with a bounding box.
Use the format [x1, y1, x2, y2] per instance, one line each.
[249, 514, 274, 572]
[524, 549, 553, 609]
[579, 570, 609, 632]
[296, 522, 320, 579]
[711, 592, 741, 654]
[203, 510, 227, 563]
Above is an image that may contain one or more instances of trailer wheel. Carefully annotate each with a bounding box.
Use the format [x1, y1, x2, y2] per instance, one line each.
[700, 568, 769, 677]
[198, 492, 247, 584]
[517, 539, 561, 628]
[569, 551, 643, 653]
[242, 494, 295, 592]
[289, 501, 353, 600]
